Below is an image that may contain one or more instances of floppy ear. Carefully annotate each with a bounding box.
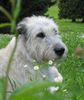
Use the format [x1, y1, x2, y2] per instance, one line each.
[17, 17, 30, 34]
[17, 22, 27, 34]
[17, 18, 28, 40]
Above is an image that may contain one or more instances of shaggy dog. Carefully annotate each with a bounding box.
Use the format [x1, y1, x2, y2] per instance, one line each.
[0, 16, 68, 92]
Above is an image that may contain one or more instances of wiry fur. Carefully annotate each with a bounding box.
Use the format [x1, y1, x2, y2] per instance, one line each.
[0, 16, 68, 92]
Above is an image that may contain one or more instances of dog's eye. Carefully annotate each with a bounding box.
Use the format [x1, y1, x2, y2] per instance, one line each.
[37, 32, 45, 38]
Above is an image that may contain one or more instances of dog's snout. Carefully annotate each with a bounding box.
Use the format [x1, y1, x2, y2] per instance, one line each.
[54, 48, 65, 56]
[54, 44, 65, 56]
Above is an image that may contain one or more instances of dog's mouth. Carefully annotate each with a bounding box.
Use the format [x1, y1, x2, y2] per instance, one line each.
[40, 56, 62, 64]
[33, 51, 67, 65]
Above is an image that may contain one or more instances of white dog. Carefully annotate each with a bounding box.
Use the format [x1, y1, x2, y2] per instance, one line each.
[0, 16, 68, 92]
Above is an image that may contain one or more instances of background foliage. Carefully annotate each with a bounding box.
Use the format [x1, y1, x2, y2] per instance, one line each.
[58, 0, 84, 22]
[0, 0, 56, 33]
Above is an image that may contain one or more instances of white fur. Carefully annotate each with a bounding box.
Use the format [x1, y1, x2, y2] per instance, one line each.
[0, 16, 68, 92]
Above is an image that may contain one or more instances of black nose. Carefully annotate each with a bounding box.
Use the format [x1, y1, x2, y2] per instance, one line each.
[54, 47, 65, 56]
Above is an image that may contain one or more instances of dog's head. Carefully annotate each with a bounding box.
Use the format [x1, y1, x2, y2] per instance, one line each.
[17, 16, 68, 62]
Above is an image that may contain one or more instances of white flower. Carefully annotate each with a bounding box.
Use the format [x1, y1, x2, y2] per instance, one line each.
[48, 60, 53, 65]
[34, 66, 39, 70]
[63, 89, 67, 92]
[42, 75, 46, 78]
[24, 64, 28, 68]
[48, 86, 59, 94]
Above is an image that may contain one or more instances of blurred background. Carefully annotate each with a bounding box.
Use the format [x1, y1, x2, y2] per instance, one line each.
[0, 0, 84, 33]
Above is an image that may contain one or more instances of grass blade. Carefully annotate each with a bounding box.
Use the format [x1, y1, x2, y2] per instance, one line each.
[0, 6, 12, 21]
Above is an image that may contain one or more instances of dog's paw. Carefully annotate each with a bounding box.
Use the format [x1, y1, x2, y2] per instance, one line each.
[54, 75, 63, 83]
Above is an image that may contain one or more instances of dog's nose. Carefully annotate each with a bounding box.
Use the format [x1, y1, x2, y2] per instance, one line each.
[54, 46, 65, 56]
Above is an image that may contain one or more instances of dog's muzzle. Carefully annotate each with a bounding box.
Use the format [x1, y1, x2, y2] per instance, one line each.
[53, 43, 65, 57]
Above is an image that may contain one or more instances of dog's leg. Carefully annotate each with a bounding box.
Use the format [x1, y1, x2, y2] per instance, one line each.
[40, 66, 63, 83]
[48, 66, 63, 83]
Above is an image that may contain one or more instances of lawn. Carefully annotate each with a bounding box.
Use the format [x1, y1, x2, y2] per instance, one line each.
[0, 34, 13, 48]
[0, 5, 84, 100]
[46, 5, 84, 100]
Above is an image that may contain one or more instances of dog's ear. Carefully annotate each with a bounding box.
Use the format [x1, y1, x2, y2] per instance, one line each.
[17, 18, 29, 40]
[17, 17, 30, 34]
[17, 21, 27, 34]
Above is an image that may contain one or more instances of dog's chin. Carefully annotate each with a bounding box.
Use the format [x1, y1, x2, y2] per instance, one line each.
[36, 53, 67, 63]
[41, 55, 58, 61]
[40, 56, 58, 63]
[53, 54, 67, 61]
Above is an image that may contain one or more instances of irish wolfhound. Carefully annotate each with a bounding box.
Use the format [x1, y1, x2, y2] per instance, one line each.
[0, 16, 68, 92]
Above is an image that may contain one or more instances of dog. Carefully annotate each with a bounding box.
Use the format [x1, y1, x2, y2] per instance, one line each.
[0, 16, 68, 92]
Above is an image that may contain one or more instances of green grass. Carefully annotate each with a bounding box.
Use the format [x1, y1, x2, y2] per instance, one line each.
[0, 34, 12, 48]
[46, 5, 84, 100]
[0, 5, 84, 100]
